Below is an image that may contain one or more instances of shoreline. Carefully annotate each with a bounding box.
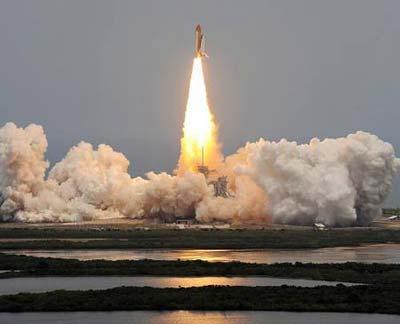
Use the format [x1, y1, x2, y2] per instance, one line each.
[0, 227, 399, 249]
[1, 253, 399, 284]
[1, 285, 399, 314]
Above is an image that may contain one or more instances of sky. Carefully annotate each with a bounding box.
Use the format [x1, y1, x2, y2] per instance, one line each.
[0, 0, 399, 206]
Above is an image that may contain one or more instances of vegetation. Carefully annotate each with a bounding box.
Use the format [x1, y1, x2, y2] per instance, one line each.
[1, 253, 400, 285]
[1, 285, 399, 313]
[382, 208, 400, 216]
[0, 227, 400, 249]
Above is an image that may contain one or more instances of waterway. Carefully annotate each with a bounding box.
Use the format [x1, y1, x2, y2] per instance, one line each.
[5, 243, 400, 263]
[0, 311, 398, 324]
[0, 276, 355, 295]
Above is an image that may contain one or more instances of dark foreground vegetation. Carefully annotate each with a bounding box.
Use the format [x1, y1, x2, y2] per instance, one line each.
[1, 285, 399, 313]
[1, 253, 400, 284]
[0, 227, 399, 249]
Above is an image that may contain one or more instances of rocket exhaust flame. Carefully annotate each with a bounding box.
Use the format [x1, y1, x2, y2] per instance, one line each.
[177, 57, 222, 175]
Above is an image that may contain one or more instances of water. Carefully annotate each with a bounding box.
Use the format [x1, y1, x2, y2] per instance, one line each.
[6, 243, 400, 263]
[0, 276, 355, 295]
[0, 311, 398, 324]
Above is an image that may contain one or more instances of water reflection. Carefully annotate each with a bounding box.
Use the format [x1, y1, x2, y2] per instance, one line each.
[5, 243, 400, 263]
[0, 311, 399, 324]
[0, 276, 354, 295]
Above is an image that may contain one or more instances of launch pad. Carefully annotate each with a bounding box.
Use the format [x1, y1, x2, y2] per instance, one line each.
[197, 147, 230, 198]
[197, 164, 229, 198]
[210, 176, 229, 198]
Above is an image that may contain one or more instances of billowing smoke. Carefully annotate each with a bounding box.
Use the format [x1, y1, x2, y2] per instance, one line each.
[0, 122, 398, 226]
[221, 133, 400, 226]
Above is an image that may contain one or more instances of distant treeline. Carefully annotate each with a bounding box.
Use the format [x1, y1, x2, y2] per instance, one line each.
[0, 227, 399, 249]
[1, 253, 400, 285]
[382, 208, 400, 215]
[1, 285, 399, 313]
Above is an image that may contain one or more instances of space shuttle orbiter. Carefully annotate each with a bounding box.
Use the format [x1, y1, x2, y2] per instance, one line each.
[195, 24, 208, 58]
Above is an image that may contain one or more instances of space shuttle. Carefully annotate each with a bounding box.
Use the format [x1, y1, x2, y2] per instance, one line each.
[195, 24, 208, 58]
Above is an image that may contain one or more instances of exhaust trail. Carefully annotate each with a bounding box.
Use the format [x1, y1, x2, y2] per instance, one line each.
[176, 57, 222, 175]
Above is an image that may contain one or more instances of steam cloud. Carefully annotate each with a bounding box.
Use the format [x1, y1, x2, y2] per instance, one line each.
[0, 122, 399, 226]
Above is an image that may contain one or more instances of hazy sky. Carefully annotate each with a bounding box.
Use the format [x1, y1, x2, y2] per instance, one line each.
[0, 0, 399, 205]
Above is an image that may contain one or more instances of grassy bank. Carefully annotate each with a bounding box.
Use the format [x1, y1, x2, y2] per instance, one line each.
[1, 285, 399, 313]
[0, 227, 400, 249]
[1, 253, 400, 284]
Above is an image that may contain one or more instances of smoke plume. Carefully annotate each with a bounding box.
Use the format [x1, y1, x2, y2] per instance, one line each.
[0, 122, 398, 226]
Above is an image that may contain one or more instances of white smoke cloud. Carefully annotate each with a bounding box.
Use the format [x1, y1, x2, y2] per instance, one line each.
[0, 123, 49, 221]
[226, 132, 400, 226]
[0, 122, 398, 226]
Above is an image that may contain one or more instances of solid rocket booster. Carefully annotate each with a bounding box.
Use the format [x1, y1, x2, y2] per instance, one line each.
[195, 24, 208, 58]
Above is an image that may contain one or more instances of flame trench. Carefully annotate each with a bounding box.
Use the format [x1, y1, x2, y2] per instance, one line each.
[177, 57, 222, 175]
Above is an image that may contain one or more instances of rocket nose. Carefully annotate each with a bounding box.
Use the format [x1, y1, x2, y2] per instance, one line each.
[196, 24, 201, 32]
